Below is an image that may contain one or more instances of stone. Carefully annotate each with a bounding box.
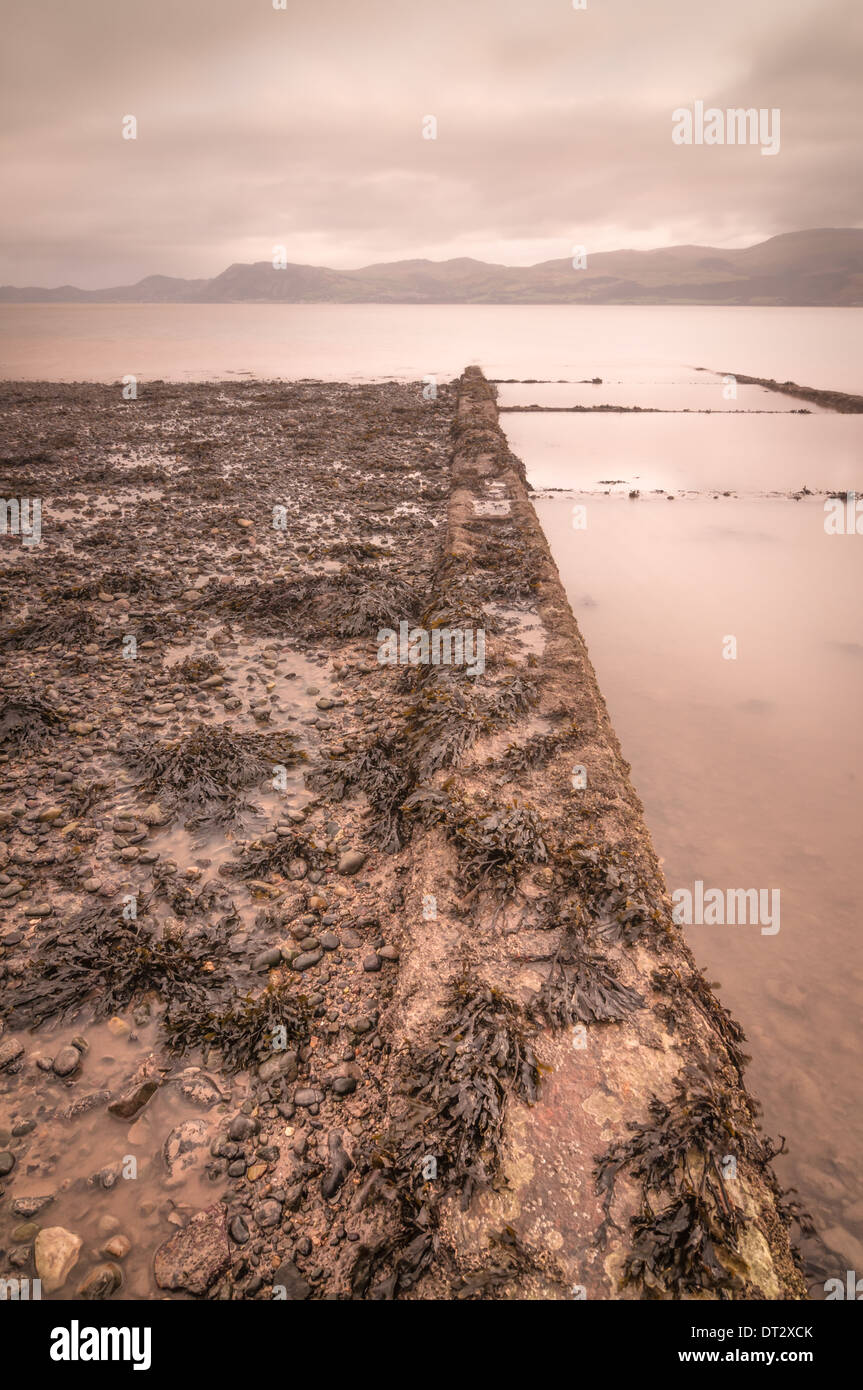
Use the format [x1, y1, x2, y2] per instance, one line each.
[291, 949, 322, 971]
[272, 1259, 310, 1300]
[53, 1045, 81, 1077]
[163, 1120, 209, 1185]
[257, 1051, 298, 1084]
[321, 1131, 353, 1199]
[172, 1068, 225, 1108]
[102, 1234, 131, 1259]
[11, 1195, 54, 1218]
[294, 1088, 324, 1108]
[107, 1077, 159, 1120]
[153, 1204, 230, 1296]
[35, 1226, 83, 1293]
[337, 851, 367, 876]
[77, 1262, 123, 1299]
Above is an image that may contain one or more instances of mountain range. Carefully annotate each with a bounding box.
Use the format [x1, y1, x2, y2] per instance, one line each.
[3, 229, 862, 306]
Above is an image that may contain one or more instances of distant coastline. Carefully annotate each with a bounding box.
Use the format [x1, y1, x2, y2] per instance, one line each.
[2, 228, 862, 307]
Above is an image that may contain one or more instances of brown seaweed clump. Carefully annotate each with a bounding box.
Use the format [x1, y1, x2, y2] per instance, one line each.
[0, 693, 63, 751]
[594, 1063, 776, 1296]
[4, 903, 232, 1031]
[402, 787, 548, 895]
[391, 985, 540, 1209]
[163, 983, 309, 1075]
[121, 724, 304, 824]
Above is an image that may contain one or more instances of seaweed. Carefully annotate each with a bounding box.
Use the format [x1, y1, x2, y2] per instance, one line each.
[196, 566, 421, 641]
[4, 903, 232, 1030]
[491, 720, 579, 774]
[309, 737, 412, 853]
[594, 1063, 760, 1295]
[652, 964, 751, 1078]
[0, 602, 107, 652]
[163, 983, 309, 1074]
[64, 776, 110, 817]
[167, 653, 224, 684]
[533, 929, 644, 1028]
[388, 985, 540, 1210]
[121, 725, 303, 824]
[559, 841, 665, 946]
[0, 694, 62, 751]
[239, 826, 327, 880]
[402, 787, 548, 895]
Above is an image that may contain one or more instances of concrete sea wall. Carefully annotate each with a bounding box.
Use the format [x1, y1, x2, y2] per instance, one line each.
[375, 366, 805, 1299]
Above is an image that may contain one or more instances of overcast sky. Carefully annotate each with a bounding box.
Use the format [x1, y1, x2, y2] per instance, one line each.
[1, 0, 861, 287]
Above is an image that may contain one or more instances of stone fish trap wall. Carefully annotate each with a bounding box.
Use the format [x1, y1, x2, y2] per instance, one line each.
[376, 366, 805, 1300]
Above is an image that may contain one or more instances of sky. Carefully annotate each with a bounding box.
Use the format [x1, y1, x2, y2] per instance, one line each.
[1, 0, 861, 287]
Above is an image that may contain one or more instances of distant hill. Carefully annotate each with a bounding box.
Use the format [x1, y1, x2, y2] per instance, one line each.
[3, 229, 862, 305]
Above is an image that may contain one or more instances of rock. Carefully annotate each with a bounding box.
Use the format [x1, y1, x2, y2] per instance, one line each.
[253, 947, 283, 971]
[11, 1222, 39, 1244]
[77, 1262, 123, 1299]
[171, 1068, 226, 1108]
[318, 931, 340, 950]
[35, 1226, 83, 1293]
[153, 1204, 230, 1296]
[0, 1036, 24, 1070]
[332, 1076, 357, 1097]
[140, 802, 168, 826]
[254, 1198, 282, 1229]
[229, 1214, 250, 1244]
[337, 851, 367, 876]
[294, 1088, 324, 1108]
[102, 1234, 131, 1259]
[0, 1151, 15, 1177]
[107, 1077, 159, 1120]
[272, 1259, 310, 1300]
[291, 949, 322, 971]
[362, 953, 382, 972]
[322, 1131, 354, 1199]
[228, 1114, 260, 1142]
[11, 1195, 55, 1218]
[53, 1045, 81, 1077]
[257, 1051, 298, 1084]
[163, 1120, 209, 1185]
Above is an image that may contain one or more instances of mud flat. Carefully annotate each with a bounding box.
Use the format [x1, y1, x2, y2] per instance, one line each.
[0, 370, 804, 1300]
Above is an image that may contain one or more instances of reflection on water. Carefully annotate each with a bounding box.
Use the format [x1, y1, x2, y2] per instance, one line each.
[506, 411, 863, 496]
[528, 481, 863, 1290]
[2, 304, 863, 391]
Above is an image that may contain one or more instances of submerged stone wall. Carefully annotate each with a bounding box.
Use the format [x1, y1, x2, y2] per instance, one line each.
[372, 366, 805, 1299]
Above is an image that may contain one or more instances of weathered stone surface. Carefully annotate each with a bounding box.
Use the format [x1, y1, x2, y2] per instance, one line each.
[153, 1204, 230, 1295]
[35, 1226, 83, 1293]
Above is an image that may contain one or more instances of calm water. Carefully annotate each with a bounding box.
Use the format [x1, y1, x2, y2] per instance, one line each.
[1, 303, 863, 392]
[503, 364, 863, 1292]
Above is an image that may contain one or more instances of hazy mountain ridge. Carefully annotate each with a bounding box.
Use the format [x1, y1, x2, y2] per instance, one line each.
[3, 229, 862, 305]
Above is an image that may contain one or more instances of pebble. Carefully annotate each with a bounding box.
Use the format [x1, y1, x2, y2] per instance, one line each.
[35, 1226, 83, 1293]
[292, 949, 322, 971]
[294, 1088, 324, 1108]
[337, 850, 367, 876]
[53, 1045, 82, 1076]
